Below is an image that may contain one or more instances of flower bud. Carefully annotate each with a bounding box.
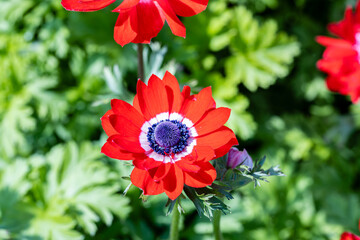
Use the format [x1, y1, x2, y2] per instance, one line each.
[227, 147, 253, 169]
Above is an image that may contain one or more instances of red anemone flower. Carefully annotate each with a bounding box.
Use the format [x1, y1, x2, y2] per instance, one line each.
[340, 219, 360, 240]
[61, 0, 208, 46]
[101, 72, 238, 200]
[316, 1, 360, 103]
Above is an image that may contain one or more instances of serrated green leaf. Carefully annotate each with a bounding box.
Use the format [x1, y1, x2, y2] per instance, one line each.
[212, 6, 300, 92]
[24, 142, 131, 238]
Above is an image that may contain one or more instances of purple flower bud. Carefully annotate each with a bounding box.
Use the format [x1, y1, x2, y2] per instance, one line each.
[226, 147, 253, 169]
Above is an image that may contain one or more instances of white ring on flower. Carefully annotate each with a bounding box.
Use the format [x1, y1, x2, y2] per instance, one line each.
[139, 112, 198, 163]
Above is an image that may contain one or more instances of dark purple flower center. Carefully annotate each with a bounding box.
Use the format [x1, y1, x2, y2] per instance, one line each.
[155, 121, 181, 147]
[147, 120, 190, 155]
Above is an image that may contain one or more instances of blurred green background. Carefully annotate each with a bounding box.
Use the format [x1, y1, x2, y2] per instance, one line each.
[1, 0, 360, 239]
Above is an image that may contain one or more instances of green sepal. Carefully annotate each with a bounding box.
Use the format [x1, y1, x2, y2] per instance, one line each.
[183, 186, 230, 220]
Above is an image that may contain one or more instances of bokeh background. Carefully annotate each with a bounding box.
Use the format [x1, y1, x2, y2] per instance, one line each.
[1, 0, 360, 239]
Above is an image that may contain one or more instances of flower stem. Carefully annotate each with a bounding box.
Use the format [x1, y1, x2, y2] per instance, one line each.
[137, 43, 145, 82]
[169, 200, 180, 240]
[213, 210, 223, 240]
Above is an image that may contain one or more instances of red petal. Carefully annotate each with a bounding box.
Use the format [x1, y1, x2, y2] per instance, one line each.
[130, 167, 146, 188]
[101, 137, 147, 160]
[101, 109, 118, 136]
[137, 76, 170, 120]
[182, 85, 191, 98]
[323, 46, 356, 59]
[317, 59, 343, 75]
[131, 1, 165, 43]
[184, 161, 216, 188]
[133, 94, 142, 112]
[150, 163, 172, 181]
[328, 7, 356, 42]
[111, 134, 144, 153]
[131, 168, 164, 195]
[193, 107, 231, 136]
[61, 0, 115, 11]
[114, 9, 138, 47]
[346, 72, 360, 103]
[113, 0, 139, 11]
[326, 76, 343, 92]
[326, 75, 351, 94]
[110, 99, 146, 128]
[176, 159, 201, 173]
[356, 1, 360, 23]
[316, 36, 353, 48]
[340, 232, 360, 240]
[109, 115, 141, 138]
[196, 126, 238, 158]
[101, 141, 133, 160]
[325, 67, 360, 102]
[155, 0, 186, 37]
[133, 158, 163, 170]
[351, 93, 360, 103]
[167, 0, 208, 17]
[163, 164, 184, 200]
[163, 71, 183, 113]
[180, 87, 216, 124]
[213, 136, 239, 159]
[193, 146, 215, 161]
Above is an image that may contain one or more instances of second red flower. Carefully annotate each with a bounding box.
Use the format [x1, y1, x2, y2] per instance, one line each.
[61, 0, 208, 46]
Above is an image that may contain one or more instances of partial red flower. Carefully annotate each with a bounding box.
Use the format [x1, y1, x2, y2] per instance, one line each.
[340, 219, 360, 240]
[316, 1, 360, 103]
[101, 72, 238, 200]
[61, 0, 208, 46]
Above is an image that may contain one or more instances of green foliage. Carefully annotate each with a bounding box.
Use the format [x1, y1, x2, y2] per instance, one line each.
[174, 1, 300, 139]
[235, 0, 279, 12]
[142, 43, 178, 82]
[0, 35, 35, 158]
[0, 160, 33, 238]
[214, 154, 284, 190]
[210, 6, 300, 92]
[1, 0, 360, 239]
[183, 186, 231, 219]
[26, 142, 130, 239]
[172, 155, 284, 220]
[0, 143, 131, 240]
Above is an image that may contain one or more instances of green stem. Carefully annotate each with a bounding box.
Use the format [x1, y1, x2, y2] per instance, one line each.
[213, 210, 223, 240]
[137, 43, 145, 82]
[169, 200, 180, 240]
